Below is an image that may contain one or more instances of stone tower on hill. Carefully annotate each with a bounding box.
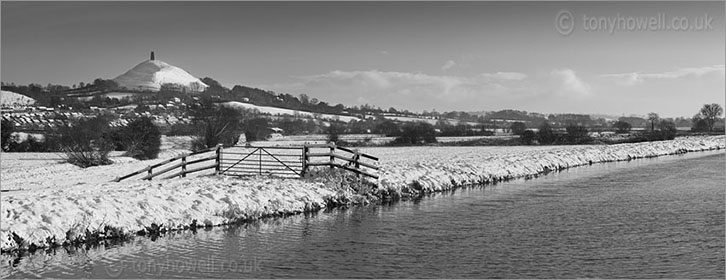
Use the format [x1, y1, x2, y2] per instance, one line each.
[150, 51, 155, 60]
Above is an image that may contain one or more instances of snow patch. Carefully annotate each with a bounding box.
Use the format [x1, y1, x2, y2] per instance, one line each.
[223, 101, 360, 122]
[0, 90, 35, 107]
[113, 60, 207, 92]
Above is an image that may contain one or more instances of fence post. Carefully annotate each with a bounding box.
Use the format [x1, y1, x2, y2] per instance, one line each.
[147, 165, 152, 180]
[181, 156, 187, 178]
[259, 148, 263, 175]
[215, 144, 223, 175]
[354, 149, 360, 179]
[301, 145, 308, 178]
[329, 142, 335, 169]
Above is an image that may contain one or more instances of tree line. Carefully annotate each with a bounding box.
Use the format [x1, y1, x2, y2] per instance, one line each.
[508, 103, 723, 145]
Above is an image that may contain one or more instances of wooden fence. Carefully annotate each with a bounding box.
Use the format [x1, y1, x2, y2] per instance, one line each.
[113, 145, 222, 182]
[302, 143, 379, 179]
[114, 143, 379, 182]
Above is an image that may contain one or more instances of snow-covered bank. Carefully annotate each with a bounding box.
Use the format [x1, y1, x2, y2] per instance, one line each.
[1, 177, 347, 252]
[371, 136, 725, 198]
[1, 135, 723, 252]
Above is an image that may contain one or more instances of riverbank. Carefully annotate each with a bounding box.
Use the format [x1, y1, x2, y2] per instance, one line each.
[1, 135, 723, 252]
[0, 176, 351, 252]
[373, 135, 725, 199]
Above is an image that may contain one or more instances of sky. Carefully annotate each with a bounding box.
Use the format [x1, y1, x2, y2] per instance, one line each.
[2, 1, 724, 118]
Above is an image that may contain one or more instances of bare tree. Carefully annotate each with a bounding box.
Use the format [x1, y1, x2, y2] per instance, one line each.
[188, 99, 251, 150]
[647, 112, 659, 131]
[698, 103, 724, 132]
[56, 117, 114, 167]
[189, 82, 202, 93]
[299, 93, 310, 105]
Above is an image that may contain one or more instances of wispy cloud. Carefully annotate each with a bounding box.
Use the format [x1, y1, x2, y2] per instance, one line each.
[299, 70, 464, 96]
[285, 69, 529, 109]
[550, 68, 591, 97]
[601, 65, 725, 86]
[298, 70, 531, 95]
[441, 60, 456, 71]
[263, 68, 593, 111]
[480, 72, 527, 81]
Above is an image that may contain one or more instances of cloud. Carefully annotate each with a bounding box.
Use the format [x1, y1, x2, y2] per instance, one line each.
[601, 65, 725, 86]
[550, 68, 591, 97]
[287, 70, 529, 111]
[379, 50, 390, 55]
[299, 70, 531, 96]
[441, 60, 456, 71]
[299, 70, 463, 95]
[263, 68, 594, 112]
[480, 72, 527, 81]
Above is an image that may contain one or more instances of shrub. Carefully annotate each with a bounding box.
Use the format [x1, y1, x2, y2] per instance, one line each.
[55, 117, 114, 167]
[242, 118, 270, 142]
[326, 123, 343, 143]
[7, 133, 53, 152]
[520, 130, 536, 145]
[167, 122, 198, 136]
[691, 118, 710, 132]
[107, 128, 125, 151]
[190, 104, 243, 151]
[537, 122, 555, 144]
[510, 122, 527, 135]
[657, 120, 677, 140]
[1, 119, 14, 151]
[393, 122, 437, 145]
[375, 120, 401, 136]
[119, 117, 161, 160]
[612, 120, 632, 133]
[565, 124, 591, 144]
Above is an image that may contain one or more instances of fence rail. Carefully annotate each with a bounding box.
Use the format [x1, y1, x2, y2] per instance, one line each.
[302, 143, 379, 179]
[113, 145, 221, 182]
[114, 142, 379, 182]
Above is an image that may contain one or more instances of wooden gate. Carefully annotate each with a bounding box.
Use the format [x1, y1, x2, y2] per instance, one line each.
[220, 146, 304, 178]
[114, 143, 380, 182]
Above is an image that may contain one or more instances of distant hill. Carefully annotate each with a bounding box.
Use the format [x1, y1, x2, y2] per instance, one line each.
[1, 90, 35, 107]
[113, 56, 207, 92]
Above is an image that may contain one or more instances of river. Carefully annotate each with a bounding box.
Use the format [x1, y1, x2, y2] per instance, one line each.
[3, 151, 724, 278]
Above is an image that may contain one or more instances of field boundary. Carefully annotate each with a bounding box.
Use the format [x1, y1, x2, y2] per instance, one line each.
[113, 143, 380, 182]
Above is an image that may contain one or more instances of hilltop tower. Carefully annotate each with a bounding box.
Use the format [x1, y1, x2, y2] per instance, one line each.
[150, 51, 155, 61]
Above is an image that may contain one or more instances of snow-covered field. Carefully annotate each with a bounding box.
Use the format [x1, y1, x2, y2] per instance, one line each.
[434, 135, 517, 143]
[0, 136, 193, 192]
[1, 135, 723, 251]
[248, 134, 513, 146]
[0, 90, 35, 107]
[223, 101, 360, 122]
[249, 134, 395, 146]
